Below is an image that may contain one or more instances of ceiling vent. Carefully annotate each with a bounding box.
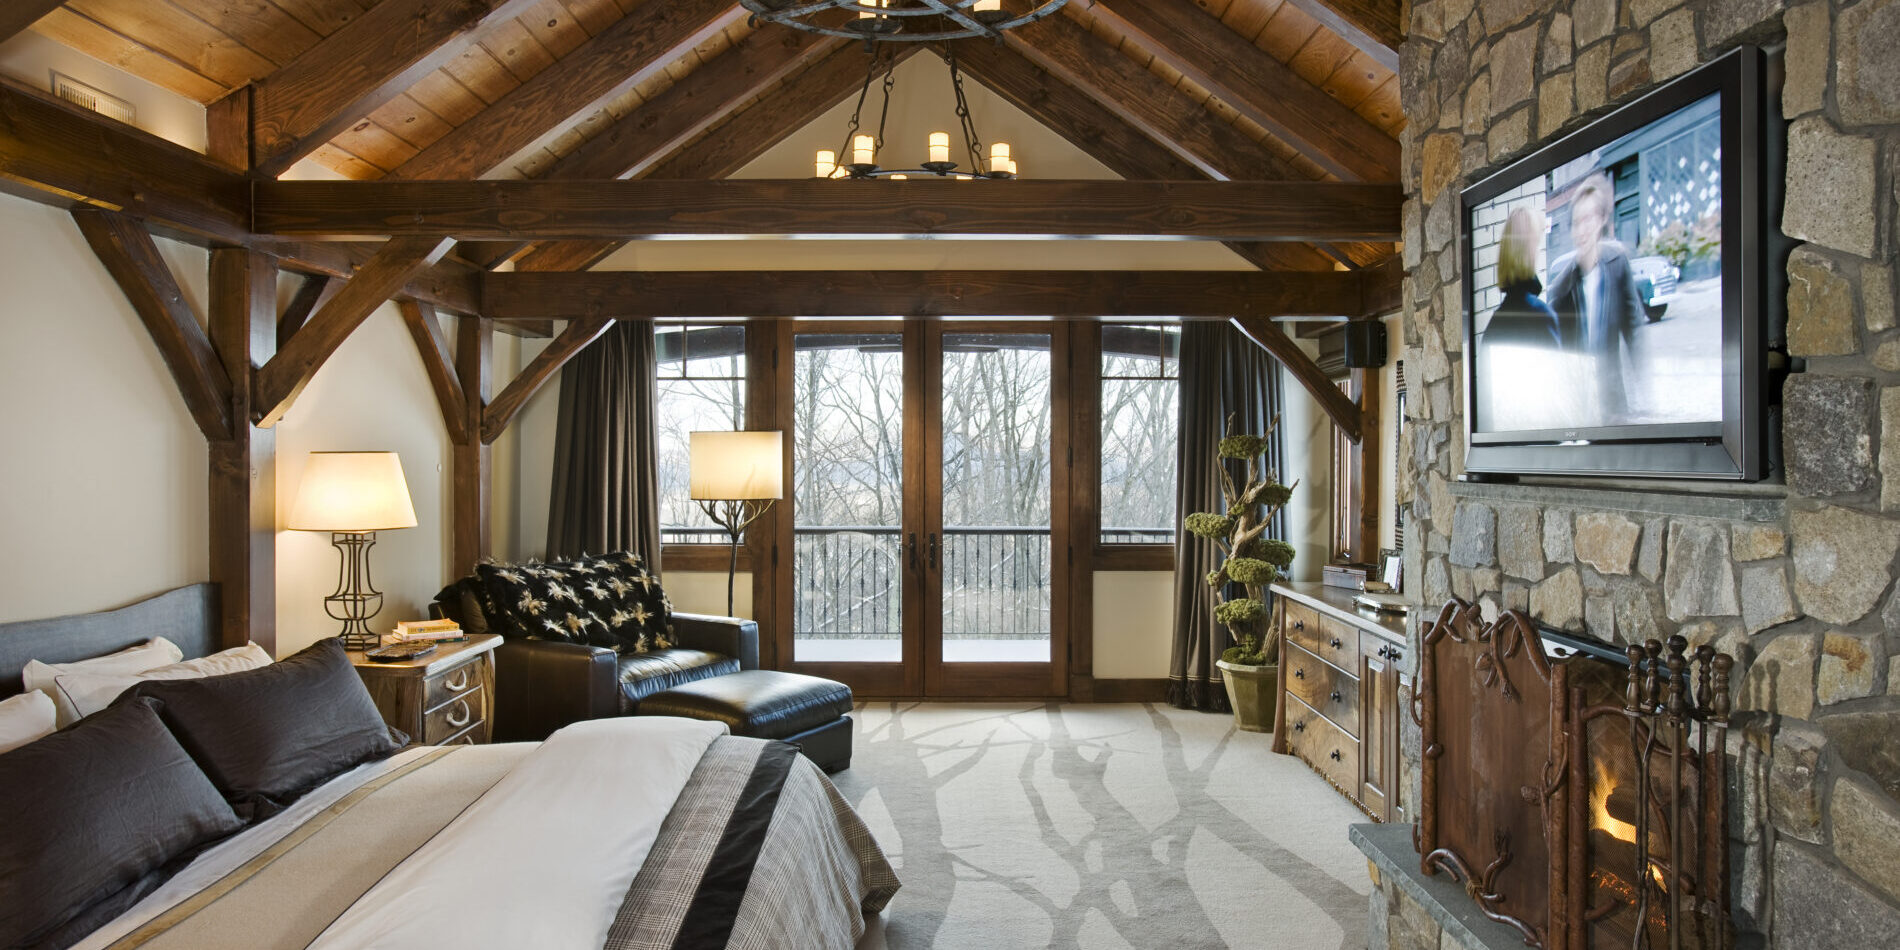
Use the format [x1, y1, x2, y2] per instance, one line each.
[50, 72, 134, 125]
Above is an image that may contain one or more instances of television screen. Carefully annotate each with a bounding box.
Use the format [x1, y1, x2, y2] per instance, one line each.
[1468, 92, 1724, 438]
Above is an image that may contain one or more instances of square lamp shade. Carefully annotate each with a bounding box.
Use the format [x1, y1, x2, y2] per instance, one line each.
[689, 431, 783, 501]
[288, 451, 418, 532]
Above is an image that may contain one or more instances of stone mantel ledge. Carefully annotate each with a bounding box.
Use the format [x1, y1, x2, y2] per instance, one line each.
[1447, 480, 1786, 523]
[1353, 822, 1532, 950]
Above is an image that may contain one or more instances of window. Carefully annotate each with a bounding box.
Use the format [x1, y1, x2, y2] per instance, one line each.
[656, 324, 746, 544]
[1099, 324, 1180, 545]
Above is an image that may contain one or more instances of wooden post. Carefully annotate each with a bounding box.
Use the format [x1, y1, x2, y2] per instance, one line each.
[453, 316, 493, 575]
[208, 248, 277, 651]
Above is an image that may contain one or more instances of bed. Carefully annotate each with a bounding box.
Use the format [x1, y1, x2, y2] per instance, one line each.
[0, 585, 898, 950]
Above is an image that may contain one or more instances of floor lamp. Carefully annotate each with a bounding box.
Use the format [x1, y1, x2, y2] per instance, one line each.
[289, 451, 418, 651]
[689, 431, 784, 618]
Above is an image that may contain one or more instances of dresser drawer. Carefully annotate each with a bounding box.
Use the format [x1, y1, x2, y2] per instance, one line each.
[1282, 600, 1320, 654]
[424, 656, 486, 710]
[440, 720, 490, 746]
[1284, 641, 1361, 737]
[1313, 615, 1363, 671]
[422, 687, 485, 744]
[1284, 693, 1360, 796]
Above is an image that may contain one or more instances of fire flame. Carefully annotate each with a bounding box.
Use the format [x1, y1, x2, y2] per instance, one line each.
[1590, 761, 1638, 844]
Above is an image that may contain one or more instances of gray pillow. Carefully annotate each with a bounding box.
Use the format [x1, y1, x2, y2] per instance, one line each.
[0, 696, 243, 949]
[125, 637, 404, 821]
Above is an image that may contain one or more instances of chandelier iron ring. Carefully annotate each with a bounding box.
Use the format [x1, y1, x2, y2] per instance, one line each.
[741, 0, 1071, 43]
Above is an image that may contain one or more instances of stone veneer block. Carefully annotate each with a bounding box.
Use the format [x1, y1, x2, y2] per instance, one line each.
[1747, 633, 1818, 722]
[1574, 512, 1640, 574]
[1489, 26, 1538, 115]
[1496, 506, 1543, 580]
[1740, 563, 1797, 634]
[1649, 8, 1699, 79]
[1731, 523, 1787, 561]
[1832, 775, 1900, 905]
[1773, 841, 1900, 946]
[1883, 387, 1900, 511]
[1637, 516, 1666, 582]
[1662, 522, 1740, 620]
[1450, 503, 1497, 567]
[1786, 250, 1860, 357]
[1783, 374, 1874, 495]
[1352, 823, 1535, 950]
[1822, 710, 1900, 800]
[1768, 718, 1827, 842]
[1863, 263, 1896, 332]
[1792, 505, 1900, 625]
[1783, 118, 1879, 258]
[1572, 0, 1616, 44]
[1530, 567, 1583, 629]
[1837, 0, 1900, 126]
[1819, 631, 1881, 704]
[1544, 509, 1574, 563]
[1783, 2, 1830, 116]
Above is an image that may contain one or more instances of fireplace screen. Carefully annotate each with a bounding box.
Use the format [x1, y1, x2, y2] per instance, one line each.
[1415, 601, 1733, 950]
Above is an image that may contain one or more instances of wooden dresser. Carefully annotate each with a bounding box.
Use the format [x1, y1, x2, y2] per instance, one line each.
[1268, 582, 1410, 822]
[347, 635, 499, 746]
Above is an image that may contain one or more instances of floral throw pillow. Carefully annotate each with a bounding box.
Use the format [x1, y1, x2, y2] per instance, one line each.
[476, 561, 615, 649]
[581, 552, 673, 653]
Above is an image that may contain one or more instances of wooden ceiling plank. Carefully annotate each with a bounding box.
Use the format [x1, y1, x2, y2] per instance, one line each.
[72, 209, 235, 440]
[519, 0, 594, 58]
[1, 1, 70, 45]
[512, 41, 908, 274]
[367, 92, 457, 153]
[165, 0, 321, 66]
[1085, 0, 1397, 181]
[255, 179, 1402, 242]
[1232, 314, 1362, 442]
[29, 9, 227, 102]
[482, 270, 1371, 321]
[65, 0, 275, 89]
[267, 0, 371, 36]
[481, 316, 612, 443]
[387, 0, 747, 182]
[1275, 0, 1402, 71]
[441, 42, 522, 106]
[558, 0, 625, 35]
[254, 236, 458, 427]
[398, 299, 470, 443]
[248, 0, 543, 178]
[327, 117, 417, 173]
[406, 72, 490, 126]
[479, 17, 560, 83]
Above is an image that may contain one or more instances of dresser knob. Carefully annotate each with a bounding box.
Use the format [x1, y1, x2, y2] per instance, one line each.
[1294, 721, 1306, 732]
[1294, 620, 1305, 630]
[1330, 749, 1342, 762]
[1377, 645, 1390, 659]
[1294, 668, 1306, 679]
[1330, 637, 1343, 649]
[1330, 691, 1343, 703]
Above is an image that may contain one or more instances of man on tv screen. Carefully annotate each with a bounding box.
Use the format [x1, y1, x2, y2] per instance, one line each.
[1545, 174, 1647, 425]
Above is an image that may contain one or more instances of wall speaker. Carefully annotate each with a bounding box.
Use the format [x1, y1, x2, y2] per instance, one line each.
[1343, 321, 1388, 369]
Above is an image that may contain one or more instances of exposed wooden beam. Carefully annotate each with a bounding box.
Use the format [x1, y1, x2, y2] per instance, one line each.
[481, 317, 611, 444]
[512, 42, 910, 275]
[272, 241, 481, 317]
[1232, 315, 1363, 443]
[1087, 0, 1399, 182]
[72, 210, 234, 440]
[948, 41, 1336, 273]
[247, 0, 540, 177]
[388, 0, 746, 181]
[398, 300, 468, 443]
[483, 270, 1372, 320]
[453, 317, 492, 574]
[276, 274, 336, 347]
[207, 247, 277, 652]
[254, 236, 457, 427]
[254, 179, 1402, 242]
[1, 79, 247, 243]
[0, 1, 64, 45]
[1280, 0, 1404, 71]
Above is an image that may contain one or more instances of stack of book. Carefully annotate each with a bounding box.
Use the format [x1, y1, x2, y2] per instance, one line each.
[389, 619, 466, 643]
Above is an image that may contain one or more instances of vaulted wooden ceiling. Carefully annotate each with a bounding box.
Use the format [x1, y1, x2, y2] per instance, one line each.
[3, 0, 1404, 274]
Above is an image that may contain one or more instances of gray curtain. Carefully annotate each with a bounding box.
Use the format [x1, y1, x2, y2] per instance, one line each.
[546, 320, 662, 567]
[1167, 321, 1286, 712]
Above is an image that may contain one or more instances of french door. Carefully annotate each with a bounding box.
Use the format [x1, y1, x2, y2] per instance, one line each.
[770, 321, 1070, 698]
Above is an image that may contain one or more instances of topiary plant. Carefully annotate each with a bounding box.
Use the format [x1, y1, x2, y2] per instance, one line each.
[1186, 413, 1297, 666]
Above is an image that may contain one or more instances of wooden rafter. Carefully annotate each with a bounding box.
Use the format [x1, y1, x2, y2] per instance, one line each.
[387, 0, 747, 181]
[254, 236, 457, 427]
[398, 300, 468, 443]
[207, 247, 277, 651]
[276, 274, 337, 346]
[245, 0, 542, 177]
[481, 270, 1376, 320]
[511, 41, 908, 275]
[72, 210, 234, 441]
[1087, 0, 1399, 182]
[252, 179, 1403, 242]
[271, 242, 481, 318]
[1280, 0, 1404, 71]
[1232, 315, 1364, 443]
[480, 317, 612, 444]
[0, 1, 64, 45]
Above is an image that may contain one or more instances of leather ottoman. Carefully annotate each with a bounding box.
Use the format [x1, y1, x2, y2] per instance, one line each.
[636, 670, 855, 773]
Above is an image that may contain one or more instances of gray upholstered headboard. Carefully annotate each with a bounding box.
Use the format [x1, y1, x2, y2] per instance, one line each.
[0, 584, 219, 698]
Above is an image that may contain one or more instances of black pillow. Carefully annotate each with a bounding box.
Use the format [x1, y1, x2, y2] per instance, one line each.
[579, 552, 672, 652]
[0, 696, 244, 949]
[124, 638, 404, 821]
[477, 560, 618, 649]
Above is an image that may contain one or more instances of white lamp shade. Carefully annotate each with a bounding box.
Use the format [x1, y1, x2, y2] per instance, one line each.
[689, 431, 784, 501]
[288, 451, 419, 532]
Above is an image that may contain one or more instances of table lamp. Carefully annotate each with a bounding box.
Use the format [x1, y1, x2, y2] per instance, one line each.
[689, 431, 784, 617]
[289, 451, 418, 650]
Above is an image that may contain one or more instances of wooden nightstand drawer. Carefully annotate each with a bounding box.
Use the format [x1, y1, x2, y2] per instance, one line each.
[349, 634, 500, 747]
[1285, 640, 1360, 737]
[1284, 692, 1360, 795]
[423, 687, 485, 744]
[424, 658, 484, 710]
[1283, 601, 1320, 654]
[1313, 615, 1362, 671]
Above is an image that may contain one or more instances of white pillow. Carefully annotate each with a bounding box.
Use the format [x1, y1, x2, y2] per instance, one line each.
[51, 642, 273, 722]
[0, 691, 57, 755]
[23, 637, 185, 726]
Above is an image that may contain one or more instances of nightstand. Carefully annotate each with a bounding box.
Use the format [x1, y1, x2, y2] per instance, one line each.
[347, 634, 501, 746]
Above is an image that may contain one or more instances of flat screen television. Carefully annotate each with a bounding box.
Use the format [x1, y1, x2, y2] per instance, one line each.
[1461, 46, 1773, 480]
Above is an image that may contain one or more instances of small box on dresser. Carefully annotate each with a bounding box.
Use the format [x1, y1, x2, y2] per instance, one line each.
[347, 634, 499, 746]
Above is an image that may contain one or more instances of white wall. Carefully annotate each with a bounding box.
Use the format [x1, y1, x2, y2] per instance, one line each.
[1278, 360, 1336, 583]
[0, 194, 210, 622]
[1093, 571, 1174, 678]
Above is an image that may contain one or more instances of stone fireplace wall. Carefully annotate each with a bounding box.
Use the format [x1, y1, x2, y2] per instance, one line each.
[1395, 0, 1900, 946]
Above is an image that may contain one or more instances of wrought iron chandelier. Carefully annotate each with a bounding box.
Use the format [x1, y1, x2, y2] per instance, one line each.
[741, 0, 1070, 43]
[813, 45, 1018, 180]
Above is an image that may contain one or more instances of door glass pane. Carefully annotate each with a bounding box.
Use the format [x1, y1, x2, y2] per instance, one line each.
[792, 334, 905, 663]
[940, 333, 1051, 663]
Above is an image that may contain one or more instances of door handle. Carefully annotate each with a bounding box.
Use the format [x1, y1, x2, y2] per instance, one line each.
[927, 533, 939, 571]
[907, 533, 919, 572]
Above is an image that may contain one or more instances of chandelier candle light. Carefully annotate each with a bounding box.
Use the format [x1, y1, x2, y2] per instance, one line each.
[689, 431, 785, 617]
[810, 43, 1017, 180]
[288, 451, 418, 651]
[742, 0, 1068, 43]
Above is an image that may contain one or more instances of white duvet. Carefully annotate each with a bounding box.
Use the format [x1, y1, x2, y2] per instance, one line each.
[307, 716, 726, 950]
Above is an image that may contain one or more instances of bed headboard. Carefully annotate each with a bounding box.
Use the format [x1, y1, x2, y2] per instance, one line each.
[0, 584, 219, 698]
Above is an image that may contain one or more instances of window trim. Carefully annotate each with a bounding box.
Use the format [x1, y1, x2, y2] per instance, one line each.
[657, 321, 764, 569]
[1096, 322, 1180, 553]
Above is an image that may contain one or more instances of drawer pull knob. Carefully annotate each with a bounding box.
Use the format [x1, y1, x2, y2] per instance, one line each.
[446, 700, 472, 728]
[1392, 649, 1403, 662]
[1330, 637, 1343, 649]
[1294, 620, 1305, 630]
[1330, 691, 1343, 703]
[445, 669, 471, 692]
[1330, 750, 1342, 762]
[1294, 668, 1306, 679]
[1294, 721, 1306, 732]
[1377, 645, 1391, 659]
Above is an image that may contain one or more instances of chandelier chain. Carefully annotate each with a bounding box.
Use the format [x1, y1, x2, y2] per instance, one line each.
[946, 49, 986, 174]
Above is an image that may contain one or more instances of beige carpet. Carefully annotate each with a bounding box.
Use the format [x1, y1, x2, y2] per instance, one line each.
[835, 702, 1372, 950]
